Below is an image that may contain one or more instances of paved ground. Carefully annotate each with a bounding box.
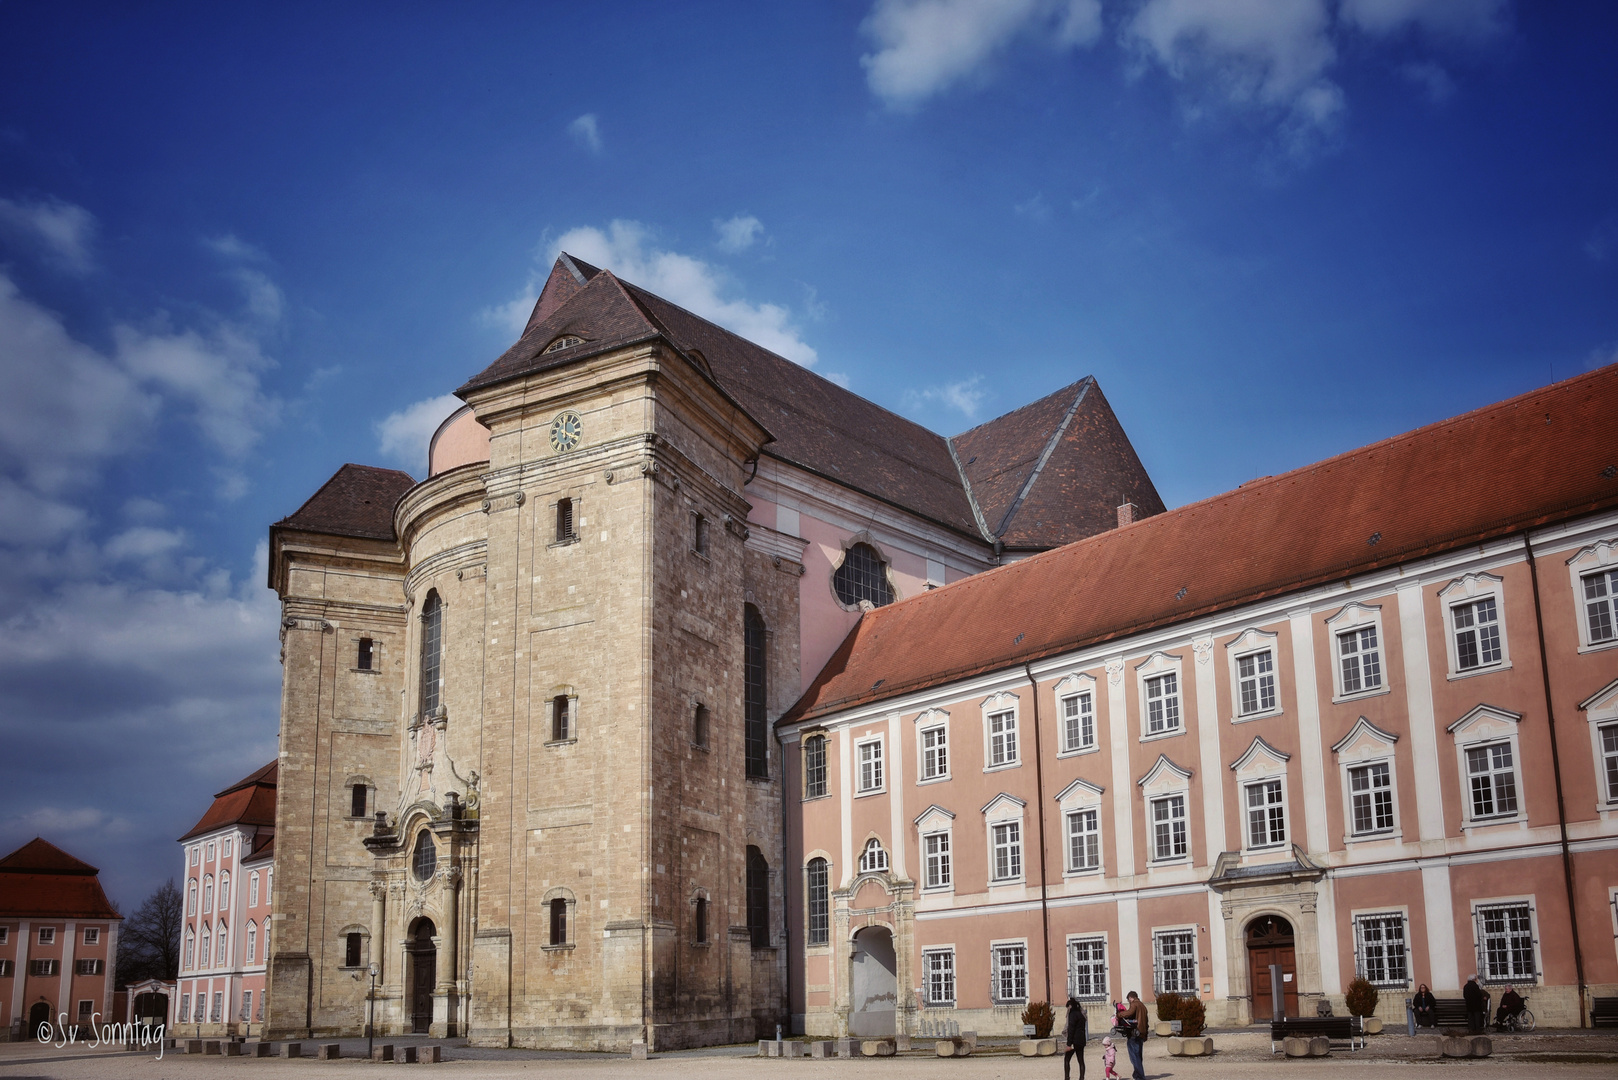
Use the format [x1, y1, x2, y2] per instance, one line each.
[2, 1029, 1615, 1079]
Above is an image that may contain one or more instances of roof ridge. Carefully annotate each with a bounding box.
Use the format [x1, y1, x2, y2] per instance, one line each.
[944, 436, 997, 544]
[275, 463, 414, 528]
[991, 376, 1093, 537]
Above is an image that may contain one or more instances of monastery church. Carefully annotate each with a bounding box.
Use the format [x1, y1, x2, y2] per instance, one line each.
[265, 254, 1618, 1048]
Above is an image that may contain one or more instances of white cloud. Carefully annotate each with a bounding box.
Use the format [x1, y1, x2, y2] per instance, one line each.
[115, 321, 280, 459]
[104, 526, 186, 563]
[0, 479, 86, 544]
[904, 375, 987, 420]
[479, 270, 545, 337]
[823, 371, 852, 389]
[568, 113, 602, 152]
[714, 214, 765, 253]
[549, 220, 819, 366]
[0, 195, 97, 273]
[376, 393, 462, 475]
[861, 0, 1102, 107]
[1015, 192, 1052, 220]
[1339, 0, 1510, 42]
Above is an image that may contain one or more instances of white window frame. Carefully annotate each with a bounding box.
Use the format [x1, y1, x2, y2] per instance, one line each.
[922, 947, 956, 1006]
[1149, 794, 1189, 863]
[855, 735, 885, 795]
[802, 732, 829, 800]
[189, 846, 199, 866]
[250, 871, 260, 908]
[990, 939, 1030, 1004]
[246, 921, 257, 963]
[1352, 908, 1410, 989]
[1448, 704, 1525, 829]
[38, 927, 55, 945]
[1054, 672, 1099, 756]
[1581, 678, 1618, 818]
[1439, 573, 1511, 679]
[1230, 735, 1291, 853]
[915, 708, 950, 784]
[1243, 778, 1288, 850]
[1054, 776, 1106, 878]
[82, 927, 98, 945]
[1566, 538, 1618, 653]
[1470, 896, 1541, 986]
[922, 831, 952, 890]
[1325, 602, 1391, 702]
[1065, 807, 1102, 874]
[1225, 628, 1282, 721]
[1066, 933, 1109, 1001]
[1138, 753, 1194, 866]
[1151, 926, 1198, 995]
[1135, 652, 1185, 740]
[1333, 717, 1403, 843]
[914, 805, 956, 895]
[981, 692, 1021, 771]
[983, 793, 1027, 886]
[858, 837, 889, 874]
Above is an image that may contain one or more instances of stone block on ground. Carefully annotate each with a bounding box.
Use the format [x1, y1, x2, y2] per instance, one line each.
[1441, 1036, 1473, 1058]
[1282, 1036, 1310, 1057]
[186, 1040, 202, 1055]
[758, 1040, 773, 1057]
[960, 1030, 978, 1050]
[1362, 1017, 1383, 1034]
[1166, 1037, 1183, 1056]
[631, 1040, 648, 1060]
[1017, 1038, 1057, 1056]
[224, 1041, 242, 1056]
[420, 1045, 442, 1062]
[252, 1042, 273, 1057]
[860, 1039, 896, 1056]
[808, 1041, 834, 1058]
[373, 1045, 394, 1061]
[400, 1046, 418, 1063]
[1174, 1037, 1212, 1056]
[319, 1043, 341, 1060]
[204, 1041, 222, 1055]
[283, 1042, 302, 1058]
[1309, 1036, 1331, 1057]
[894, 1032, 911, 1052]
[1467, 1035, 1491, 1058]
[1154, 1022, 1175, 1037]
[834, 1038, 857, 1058]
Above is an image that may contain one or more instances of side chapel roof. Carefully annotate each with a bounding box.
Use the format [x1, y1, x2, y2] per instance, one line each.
[273, 464, 416, 542]
[179, 761, 278, 841]
[0, 838, 122, 920]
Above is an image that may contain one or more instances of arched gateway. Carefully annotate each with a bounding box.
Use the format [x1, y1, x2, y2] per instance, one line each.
[849, 926, 897, 1037]
[407, 917, 437, 1034]
[1246, 915, 1298, 1021]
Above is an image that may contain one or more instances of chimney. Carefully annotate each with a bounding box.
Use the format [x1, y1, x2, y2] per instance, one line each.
[1117, 502, 1138, 529]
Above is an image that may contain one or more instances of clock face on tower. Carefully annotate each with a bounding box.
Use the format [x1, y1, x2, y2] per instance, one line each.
[549, 410, 582, 454]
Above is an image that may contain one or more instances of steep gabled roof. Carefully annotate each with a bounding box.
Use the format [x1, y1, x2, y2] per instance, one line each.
[274, 464, 415, 541]
[0, 837, 99, 874]
[0, 838, 121, 920]
[180, 761, 278, 841]
[784, 364, 1618, 724]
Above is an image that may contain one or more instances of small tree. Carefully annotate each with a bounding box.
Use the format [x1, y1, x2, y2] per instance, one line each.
[1022, 1000, 1055, 1039]
[1153, 992, 1205, 1037]
[116, 879, 182, 987]
[1345, 976, 1379, 1018]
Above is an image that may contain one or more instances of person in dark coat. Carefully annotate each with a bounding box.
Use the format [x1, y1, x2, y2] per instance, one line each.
[1494, 986, 1524, 1030]
[1463, 974, 1487, 1034]
[1063, 997, 1088, 1080]
[1412, 984, 1437, 1028]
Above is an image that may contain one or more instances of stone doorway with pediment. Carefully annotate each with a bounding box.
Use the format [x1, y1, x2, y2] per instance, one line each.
[1246, 915, 1299, 1021]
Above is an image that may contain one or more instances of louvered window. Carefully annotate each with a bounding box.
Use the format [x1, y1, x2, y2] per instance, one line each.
[554, 497, 575, 543]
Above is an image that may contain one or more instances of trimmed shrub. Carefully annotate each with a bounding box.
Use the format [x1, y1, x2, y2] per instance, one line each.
[1154, 993, 1206, 1037]
[1022, 1000, 1055, 1039]
[1345, 976, 1379, 1018]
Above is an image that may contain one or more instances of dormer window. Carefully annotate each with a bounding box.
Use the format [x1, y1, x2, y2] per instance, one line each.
[544, 335, 584, 354]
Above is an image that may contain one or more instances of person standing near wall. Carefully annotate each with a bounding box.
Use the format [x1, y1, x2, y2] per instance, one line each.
[1063, 997, 1088, 1080]
[1464, 975, 1487, 1034]
[1121, 992, 1149, 1080]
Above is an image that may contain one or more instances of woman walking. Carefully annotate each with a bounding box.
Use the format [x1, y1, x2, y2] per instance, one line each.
[1063, 997, 1088, 1080]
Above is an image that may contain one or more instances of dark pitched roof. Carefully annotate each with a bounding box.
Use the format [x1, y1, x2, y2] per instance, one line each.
[524, 253, 601, 328]
[0, 838, 121, 920]
[274, 464, 416, 541]
[241, 834, 275, 865]
[952, 378, 1165, 550]
[784, 364, 1618, 724]
[180, 761, 278, 841]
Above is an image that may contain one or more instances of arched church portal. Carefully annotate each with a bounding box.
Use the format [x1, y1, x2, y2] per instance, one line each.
[1246, 914, 1298, 1021]
[849, 925, 897, 1037]
[407, 917, 437, 1034]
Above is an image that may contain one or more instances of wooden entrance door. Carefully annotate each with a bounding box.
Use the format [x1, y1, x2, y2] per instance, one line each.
[408, 918, 437, 1034]
[1246, 915, 1298, 1021]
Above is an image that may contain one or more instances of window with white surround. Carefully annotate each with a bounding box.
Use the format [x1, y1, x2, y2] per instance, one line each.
[1139, 753, 1194, 863]
[38, 927, 54, 945]
[1226, 629, 1281, 719]
[992, 822, 1022, 882]
[1579, 677, 1618, 813]
[220, 871, 230, 909]
[204, 875, 213, 912]
[858, 837, 889, 874]
[1066, 808, 1100, 872]
[806, 857, 830, 946]
[1440, 574, 1510, 677]
[992, 942, 1029, 1003]
[1145, 674, 1179, 733]
[1150, 795, 1187, 861]
[190, 846, 199, 866]
[1245, 779, 1286, 848]
[216, 927, 228, 966]
[206, 841, 215, 862]
[246, 922, 257, 963]
[803, 733, 828, 799]
[923, 831, 952, 889]
[856, 736, 884, 794]
[1354, 912, 1409, 987]
[1449, 705, 1524, 827]
[223, 839, 232, 857]
[981, 692, 1020, 768]
[1067, 936, 1108, 1000]
[1332, 717, 1402, 841]
[201, 930, 210, 968]
[184, 931, 194, 971]
[0, 927, 7, 944]
[1152, 929, 1197, 994]
[1054, 672, 1099, 754]
[1350, 762, 1395, 834]
[250, 872, 260, 907]
[920, 721, 949, 781]
[923, 948, 956, 1005]
[1567, 539, 1618, 650]
[83, 927, 98, 945]
[1473, 900, 1538, 984]
[1600, 722, 1618, 805]
[1328, 602, 1390, 701]
[187, 880, 196, 915]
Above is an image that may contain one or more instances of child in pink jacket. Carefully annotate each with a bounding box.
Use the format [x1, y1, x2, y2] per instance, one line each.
[1101, 1036, 1118, 1080]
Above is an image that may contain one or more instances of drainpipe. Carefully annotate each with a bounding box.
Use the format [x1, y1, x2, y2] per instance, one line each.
[1025, 664, 1053, 1005]
[1522, 532, 1587, 1027]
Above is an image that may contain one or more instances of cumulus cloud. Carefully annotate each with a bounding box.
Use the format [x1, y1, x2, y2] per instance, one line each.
[547, 220, 819, 365]
[0, 194, 97, 273]
[1339, 0, 1510, 42]
[376, 393, 462, 475]
[568, 113, 602, 152]
[115, 321, 280, 460]
[861, 0, 1102, 106]
[904, 375, 987, 421]
[714, 214, 765, 253]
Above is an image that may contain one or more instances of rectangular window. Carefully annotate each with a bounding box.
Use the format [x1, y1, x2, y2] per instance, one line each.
[555, 497, 575, 543]
[223, 839, 231, 857]
[1338, 626, 1382, 693]
[1454, 596, 1503, 670]
[857, 739, 883, 793]
[190, 846, 199, 866]
[1356, 913, 1409, 987]
[693, 703, 710, 750]
[549, 899, 568, 947]
[0, 959, 12, 976]
[0, 926, 7, 944]
[1153, 930, 1197, 994]
[1584, 569, 1617, 644]
[78, 999, 93, 1018]
[1150, 795, 1188, 861]
[1145, 673, 1180, 734]
[75, 958, 104, 975]
[1066, 808, 1100, 872]
[83, 927, 99, 945]
[250, 872, 260, 908]
[803, 734, 827, 798]
[1349, 762, 1395, 834]
[1602, 723, 1618, 804]
[1061, 692, 1095, 752]
[1068, 937, 1108, 1000]
[30, 959, 58, 976]
[920, 725, 949, 780]
[1245, 779, 1286, 848]
[207, 842, 215, 862]
[695, 896, 708, 944]
[180, 994, 191, 1023]
[212, 992, 222, 1022]
[1237, 650, 1277, 715]
[1477, 903, 1535, 982]
[38, 927, 55, 945]
[551, 695, 572, 742]
[991, 821, 1023, 882]
[345, 932, 362, 968]
[241, 990, 253, 1022]
[924, 948, 956, 1006]
[1466, 742, 1519, 819]
[992, 943, 1029, 1003]
[692, 513, 708, 555]
[923, 832, 952, 889]
[988, 710, 1018, 766]
[246, 924, 257, 962]
[806, 859, 829, 946]
[350, 784, 367, 818]
[357, 636, 373, 670]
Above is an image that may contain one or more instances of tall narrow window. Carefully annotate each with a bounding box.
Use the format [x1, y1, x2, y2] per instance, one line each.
[216, 928, 227, 966]
[692, 513, 708, 556]
[219, 871, 230, 910]
[991, 821, 1022, 881]
[1348, 762, 1395, 834]
[204, 875, 213, 912]
[551, 694, 572, 741]
[1237, 650, 1277, 715]
[992, 944, 1028, 1003]
[419, 591, 442, 717]
[694, 896, 709, 944]
[187, 880, 197, 915]
[1150, 795, 1188, 861]
[345, 932, 362, 967]
[1453, 597, 1502, 670]
[180, 994, 190, 1022]
[350, 784, 367, 818]
[920, 724, 949, 779]
[857, 739, 883, 792]
[1061, 692, 1094, 752]
[746, 846, 769, 949]
[250, 872, 259, 907]
[241, 990, 252, 1022]
[924, 949, 956, 1005]
[923, 832, 952, 888]
[1066, 808, 1100, 872]
[1602, 723, 1618, 804]
[803, 734, 827, 798]
[693, 704, 710, 750]
[832, 542, 894, 607]
[1355, 913, 1408, 986]
[549, 898, 568, 946]
[201, 930, 210, 968]
[744, 606, 768, 778]
[988, 709, 1018, 766]
[1338, 626, 1381, 693]
[246, 922, 257, 963]
[357, 636, 373, 671]
[1145, 674, 1181, 734]
[555, 497, 575, 543]
[185, 931, 195, 971]
[412, 832, 437, 881]
[806, 858, 829, 946]
[1466, 742, 1518, 818]
[1585, 569, 1618, 643]
[1245, 780, 1286, 848]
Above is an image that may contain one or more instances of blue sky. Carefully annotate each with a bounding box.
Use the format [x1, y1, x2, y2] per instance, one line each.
[0, 0, 1613, 906]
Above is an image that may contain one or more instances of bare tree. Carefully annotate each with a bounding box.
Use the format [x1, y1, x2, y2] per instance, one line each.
[116, 879, 182, 986]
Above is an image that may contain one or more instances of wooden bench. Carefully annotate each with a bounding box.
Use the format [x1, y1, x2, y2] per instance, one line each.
[1428, 998, 1478, 1029]
[1270, 1016, 1363, 1052]
[1592, 997, 1618, 1028]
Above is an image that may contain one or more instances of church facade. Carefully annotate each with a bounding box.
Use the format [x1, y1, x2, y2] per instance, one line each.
[263, 255, 1160, 1049]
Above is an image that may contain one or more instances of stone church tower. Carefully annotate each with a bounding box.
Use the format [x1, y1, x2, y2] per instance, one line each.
[264, 255, 1162, 1049]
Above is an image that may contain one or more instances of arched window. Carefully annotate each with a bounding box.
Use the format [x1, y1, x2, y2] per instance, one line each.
[246, 922, 257, 963]
[412, 832, 437, 881]
[806, 858, 829, 946]
[693, 703, 710, 749]
[187, 880, 197, 915]
[203, 875, 213, 912]
[200, 929, 211, 969]
[216, 927, 228, 966]
[549, 898, 568, 946]
[746, 846, 770, 949]
[551, 694, 573, 742]
[832, 542, 894, 608]
[250, 871, 259, 907]
[184, 930, 195, 971]
[694, 895, 709, 944]
[803, 734, 827, 798]
[419, 591, 443, 718]
[744, 606, 768, 778]
[219, 872, 230, 910]
[859, 838, 889, 873]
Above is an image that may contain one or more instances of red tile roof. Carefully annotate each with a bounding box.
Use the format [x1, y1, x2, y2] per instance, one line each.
[179, 761, 278, 841]
[784, 364, 1618, 724]
[241, 834, 275, 865]
[274, 464, 416, 541]
[0, 838, 121, 920]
